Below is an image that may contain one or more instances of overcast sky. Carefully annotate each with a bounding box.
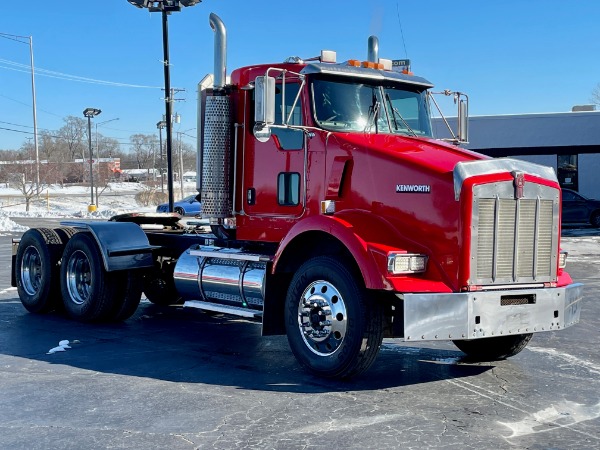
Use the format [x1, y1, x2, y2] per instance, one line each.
[2, 0, 599, 151]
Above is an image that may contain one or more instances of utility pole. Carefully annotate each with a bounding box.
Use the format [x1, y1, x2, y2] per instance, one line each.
[178, 131, 184, 198]
[157, 120, 166, 193]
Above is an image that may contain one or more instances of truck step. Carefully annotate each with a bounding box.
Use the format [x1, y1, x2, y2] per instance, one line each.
[189, 246, 273, 262]
[183, 300, 263, 319]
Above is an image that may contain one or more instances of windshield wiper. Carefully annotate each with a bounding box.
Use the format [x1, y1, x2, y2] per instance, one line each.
[386, 94, 417, 137]
[364, 93, 380, 133]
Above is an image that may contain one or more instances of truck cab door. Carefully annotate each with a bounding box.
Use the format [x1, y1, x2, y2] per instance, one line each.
[241, 81, 306, 223]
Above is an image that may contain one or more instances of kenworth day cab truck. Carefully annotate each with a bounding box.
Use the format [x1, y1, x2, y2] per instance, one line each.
[12, 13, 583, 379]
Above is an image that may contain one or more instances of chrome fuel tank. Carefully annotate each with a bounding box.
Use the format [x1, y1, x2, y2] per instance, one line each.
[173, 246, 269, 310]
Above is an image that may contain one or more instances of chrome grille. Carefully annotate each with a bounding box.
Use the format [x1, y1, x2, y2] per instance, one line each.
[471, 182, 559, 286]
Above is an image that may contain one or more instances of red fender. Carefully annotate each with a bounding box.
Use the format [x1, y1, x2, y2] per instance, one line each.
[273, 214, 388, 290]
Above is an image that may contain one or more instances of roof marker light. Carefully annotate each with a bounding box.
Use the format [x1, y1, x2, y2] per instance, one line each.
[320, 50, 336, 63]
[347, 59, 361, 67]
[379, 58, 393, 71]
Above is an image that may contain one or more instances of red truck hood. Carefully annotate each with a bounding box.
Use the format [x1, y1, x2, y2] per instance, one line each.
[333, 132, 487, 174]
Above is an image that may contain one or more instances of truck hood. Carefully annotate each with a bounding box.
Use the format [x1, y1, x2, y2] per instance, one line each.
[332, 132, 487, 174]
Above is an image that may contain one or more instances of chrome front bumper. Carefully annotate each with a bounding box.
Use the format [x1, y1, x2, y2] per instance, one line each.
[400, 283, 583, 341]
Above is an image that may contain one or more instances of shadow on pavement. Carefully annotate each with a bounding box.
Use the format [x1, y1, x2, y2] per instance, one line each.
[0, 300, 492, 393]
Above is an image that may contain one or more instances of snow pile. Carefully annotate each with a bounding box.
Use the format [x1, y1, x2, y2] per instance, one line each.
[47, 339, 80, 354]
[0, 214, 29, 234]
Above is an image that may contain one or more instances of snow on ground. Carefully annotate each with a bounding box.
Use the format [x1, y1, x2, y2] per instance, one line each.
[0, 182, 197, 233]
[1, 182, 598, 258]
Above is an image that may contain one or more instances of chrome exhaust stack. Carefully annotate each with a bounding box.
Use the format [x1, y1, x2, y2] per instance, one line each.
[367, 35, 379, 63]
[209, 12, 227, 90]
[199, 13, 232, 220]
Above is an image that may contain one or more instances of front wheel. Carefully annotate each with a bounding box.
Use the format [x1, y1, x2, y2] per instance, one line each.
[453, 333, 533, 361]
[285, 256, 384, 379]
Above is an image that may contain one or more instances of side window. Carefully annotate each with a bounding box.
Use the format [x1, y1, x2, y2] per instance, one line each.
[277, 172, 300, 206]
[273, 83, 304, 150]
[250, 79, 304, 150]
[274, 83, 302, 125]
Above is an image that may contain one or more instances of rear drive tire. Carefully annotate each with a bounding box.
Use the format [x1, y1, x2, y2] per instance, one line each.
[142, 265, 183, 306]
[15, 228, 64, 314]
[60, 233, 119, 322]
[109, 270, 144, 321]
[174, 206, 185, 216]
[285, 256, 384, 379]
[453, 333, 533, 361]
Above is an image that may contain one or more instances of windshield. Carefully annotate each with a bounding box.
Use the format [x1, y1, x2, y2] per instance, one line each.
[312, 78, 433, 137]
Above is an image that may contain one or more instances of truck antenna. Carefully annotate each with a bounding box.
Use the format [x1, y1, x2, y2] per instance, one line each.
[396, 2, 409, 59]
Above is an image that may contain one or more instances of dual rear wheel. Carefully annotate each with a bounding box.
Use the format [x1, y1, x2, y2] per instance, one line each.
[15, 229, 142, 322]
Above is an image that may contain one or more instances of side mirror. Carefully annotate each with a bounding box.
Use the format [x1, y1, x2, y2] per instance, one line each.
[254, 76, 275, 142]
[457, 97, 469, 143]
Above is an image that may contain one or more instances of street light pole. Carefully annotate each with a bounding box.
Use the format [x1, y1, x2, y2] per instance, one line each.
[83, 108, 102, 212]
[28, 36, 40, 197]
[0, 33, 41, 196]
[127, 0, 202, 212]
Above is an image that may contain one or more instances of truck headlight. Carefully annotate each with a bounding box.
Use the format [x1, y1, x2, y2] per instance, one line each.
[558, 251, 567, 269]
[387, 253, 428, 274]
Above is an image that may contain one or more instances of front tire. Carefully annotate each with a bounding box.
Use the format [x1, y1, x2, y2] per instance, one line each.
[60, 233, 119, 322]
[285, 256, 384, 379]
[15, 228, 64, 314]
[453, 333, 533, 361]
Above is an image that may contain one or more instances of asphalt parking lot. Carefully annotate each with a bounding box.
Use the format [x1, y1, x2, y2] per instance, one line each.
[0, 219, 599, 449]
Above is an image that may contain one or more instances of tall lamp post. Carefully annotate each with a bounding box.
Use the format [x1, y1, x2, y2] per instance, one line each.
[157, 120, 166, 193]
[127, 0, 202, 212]
[83, 108, 102, 212]
[0, 33, 40, 196]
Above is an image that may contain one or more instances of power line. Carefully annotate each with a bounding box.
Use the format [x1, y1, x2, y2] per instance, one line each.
[0, 57, 163, 89]
[0, 93, 64, 118]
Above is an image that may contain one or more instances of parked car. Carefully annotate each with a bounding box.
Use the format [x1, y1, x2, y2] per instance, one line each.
[156, 194, 202, 216]
[562, 189, 600, 227]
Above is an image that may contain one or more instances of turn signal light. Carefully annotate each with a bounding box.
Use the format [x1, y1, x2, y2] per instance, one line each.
[558, 251, 568, 269]
[387, 253, 428, 274]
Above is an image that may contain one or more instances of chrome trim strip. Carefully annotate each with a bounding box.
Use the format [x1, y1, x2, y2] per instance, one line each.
[301, 63, 434, 88]
[453, 158, 558, 201]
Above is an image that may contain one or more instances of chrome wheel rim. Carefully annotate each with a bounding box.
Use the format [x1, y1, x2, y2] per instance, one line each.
[65, 250, 92, 305]
[21, 246, 42, 296]
[298, 280, 347, 356]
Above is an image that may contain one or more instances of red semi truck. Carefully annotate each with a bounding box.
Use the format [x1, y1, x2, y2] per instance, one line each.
[12, 13, 583, 378]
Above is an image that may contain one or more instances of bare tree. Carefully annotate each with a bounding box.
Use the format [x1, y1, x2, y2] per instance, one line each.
[130, 134, 159, 170]
[2, 151, 48, 212]
[56, 116, 87, 181]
